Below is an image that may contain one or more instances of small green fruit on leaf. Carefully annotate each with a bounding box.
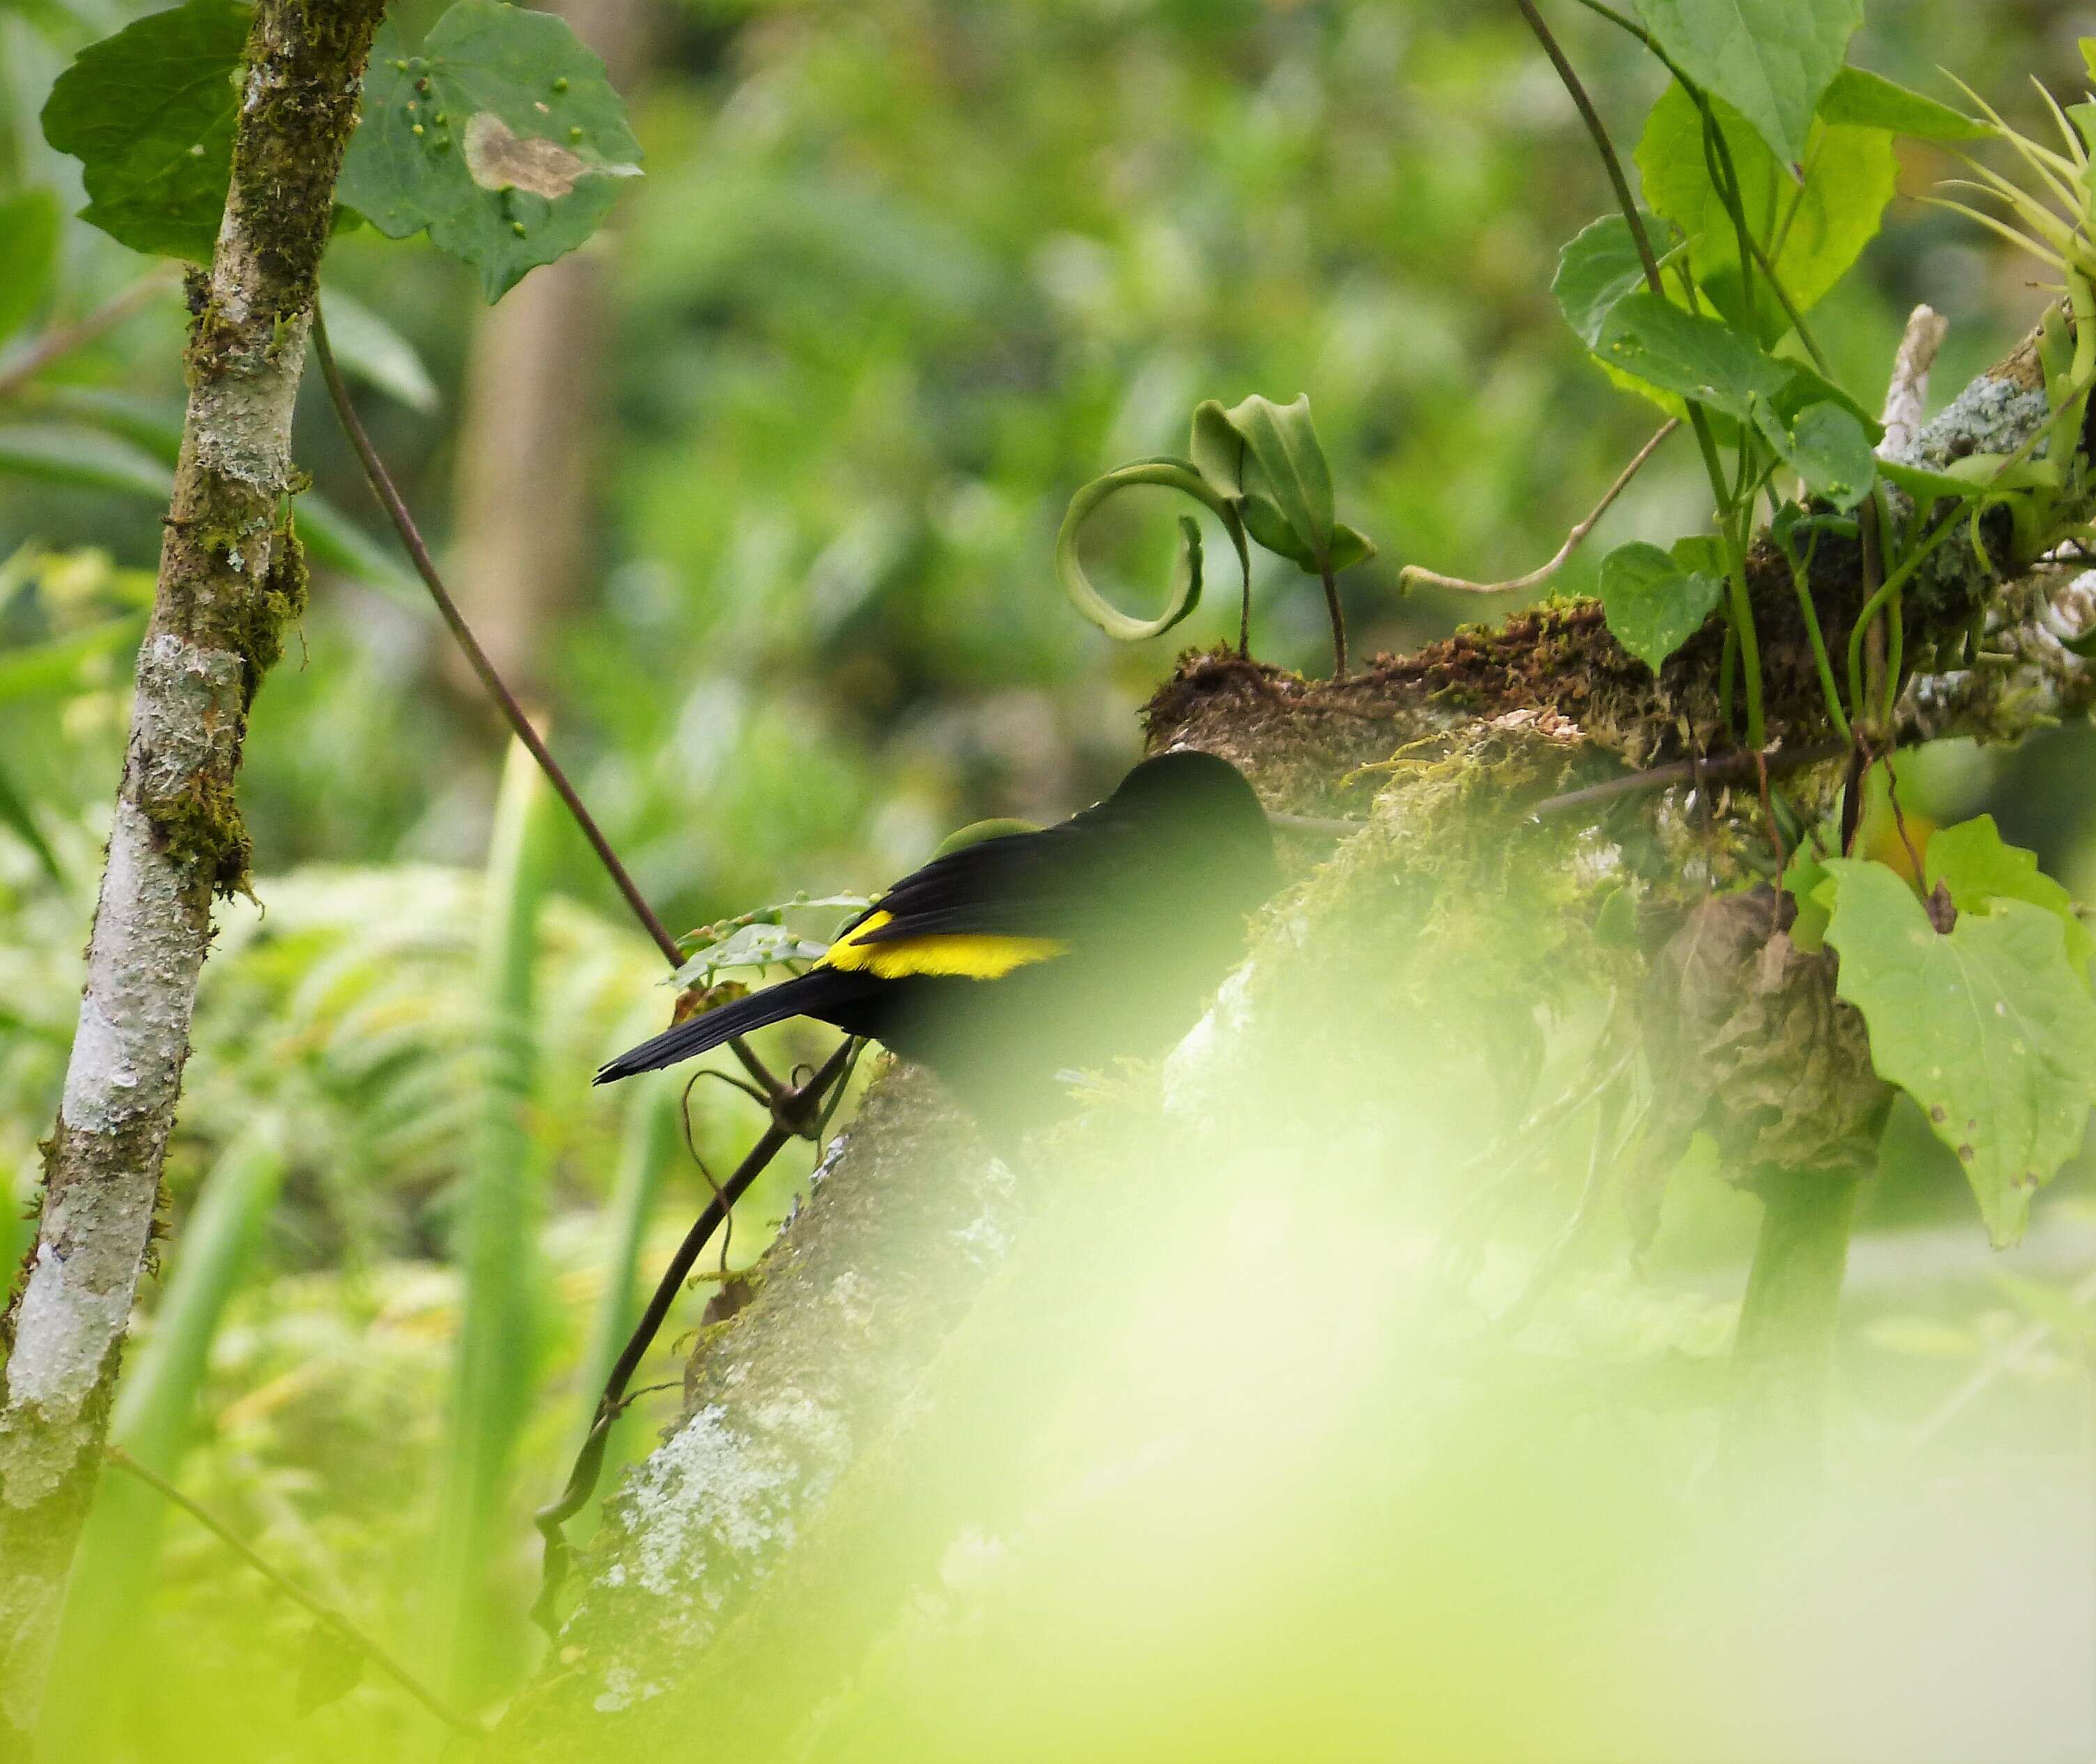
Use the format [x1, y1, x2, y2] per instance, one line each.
[39, 0, 252, 261]
[1763, 400, 1876, 511]
[1925, 815, 2096, 975]
[1633, 0, 1863, 165]
[1553, 212, 1669, 349]
[1597, 540, 1722, 671]
[1596, 294, 1792, 422]
[1822, 856, 2096, 1247]
[0, 191, 61, 345]
[339, 0, 641, 303]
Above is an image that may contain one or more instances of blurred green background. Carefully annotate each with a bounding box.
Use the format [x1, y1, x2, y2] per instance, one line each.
[4, 0, 2096, 1754]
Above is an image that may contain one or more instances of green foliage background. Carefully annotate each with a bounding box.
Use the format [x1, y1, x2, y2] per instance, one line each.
[4, 0, 2096, 1755]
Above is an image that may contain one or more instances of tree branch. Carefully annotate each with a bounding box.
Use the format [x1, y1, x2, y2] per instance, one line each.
[0, 0, 388, 1735]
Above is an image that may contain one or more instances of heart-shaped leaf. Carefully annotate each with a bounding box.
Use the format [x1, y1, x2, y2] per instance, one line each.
[1597, 540, 1724, 671]
[1553, 212, 1669, 349]
[40, 0, 252, 261]
[1596, 293, 1793, 422]
[1823, 856, 2096, 1247]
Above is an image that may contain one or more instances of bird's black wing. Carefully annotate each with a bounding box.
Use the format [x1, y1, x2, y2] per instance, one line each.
[846, 802, 1128, 943]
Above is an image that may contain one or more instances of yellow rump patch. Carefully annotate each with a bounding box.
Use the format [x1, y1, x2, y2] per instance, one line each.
[818, 909, 1068, 980]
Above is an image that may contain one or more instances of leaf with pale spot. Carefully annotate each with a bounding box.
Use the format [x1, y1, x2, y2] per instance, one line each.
[339, 0, 641, 303]
[1924, 814, 2096, 976]
[1823, 857, 2096, 1247]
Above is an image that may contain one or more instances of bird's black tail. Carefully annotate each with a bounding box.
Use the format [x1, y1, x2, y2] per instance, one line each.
[594, 967, 871, 1085]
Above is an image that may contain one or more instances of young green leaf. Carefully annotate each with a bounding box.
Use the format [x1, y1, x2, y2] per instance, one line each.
[1057, 459, 1244, 641]
[1762, 400, 1876, 510]
[0, 191, 61, 346]
[39, 0, 252, 261]
[1552, 212, 1671, 349]
[1597, 539, 1723, 671]
[1634, 0, 1864, 166]
[1822, 857, 2096, 1247]
[1816, 66, 1990, 142]
[338, 0, 643, 303]
[1197, 395, 1335, 561]
[1924, 814, 2096, 975]
[1595, 292, 1791, 420]
[1636, 83, 1894, 340]
[1782, 848, 1832, 952]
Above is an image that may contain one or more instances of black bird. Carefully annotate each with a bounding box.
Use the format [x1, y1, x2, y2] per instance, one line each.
[594, 749, 1277, 1126]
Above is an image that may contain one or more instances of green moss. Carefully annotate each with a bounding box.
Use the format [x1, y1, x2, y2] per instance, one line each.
[148, 770, 253, 902]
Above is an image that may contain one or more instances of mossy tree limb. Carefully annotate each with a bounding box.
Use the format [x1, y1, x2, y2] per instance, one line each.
[0, 0, 386, 1737]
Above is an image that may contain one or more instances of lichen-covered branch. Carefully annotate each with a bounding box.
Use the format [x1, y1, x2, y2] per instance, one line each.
[0, 0, 386, 1734]
[499, 315, 2096, 1738]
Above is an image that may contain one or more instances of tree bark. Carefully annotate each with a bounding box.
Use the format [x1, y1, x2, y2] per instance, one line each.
[0, 0, 386, 1735]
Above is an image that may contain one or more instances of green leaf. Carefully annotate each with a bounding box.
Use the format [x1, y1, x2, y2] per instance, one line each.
[1670, 533, 1728, 577]
[338, 0, 643, 304]
[1823, 857, 2096, 1247]
[1198, 394, 1335, 563]
[0, 190, 61, 347]
[1765, 400, 1876, 510]
[1238, 492, 1315, 570]
[295, 493, 421, 601]
[1876, 457, 1974, 505]
[1635, 82, 1894, 341]
[1633, 0, 1864, 165]
[1056, 459, 1245, 642]
[0, 757, 61, 881]
[1595, 292, 1791, 420]
[40, 0, 252, 262]
[316, 287, 439, 414]
[1596, 539, 1723, 671]
[0, 423, 172, 499]
[1782, 847, 1832, 952]
[1326, 522, 1377, 572]
[1924, 814, 2096, 976]
[1817, 66, 1990, 142]
[1553, 213, 1668, 349]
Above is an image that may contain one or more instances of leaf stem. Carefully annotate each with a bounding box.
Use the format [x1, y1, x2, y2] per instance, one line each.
[1320, 563, 1348, 676]
[313, 305, 784, 1098]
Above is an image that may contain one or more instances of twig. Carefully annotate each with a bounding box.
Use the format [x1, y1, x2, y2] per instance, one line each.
[313, 306, 781, 1098]
[1530, 741, 1849, 819]
[1399, 420, 1679, 596]
[0, 268, 181, 404]
[102, 1445, 485, 1738]
[1878, 305, 1950, 464]
[531, 1039, 856, 1632]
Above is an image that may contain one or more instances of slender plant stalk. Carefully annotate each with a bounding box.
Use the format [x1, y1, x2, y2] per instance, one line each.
[531, 1037, 856, 1631]
[102, 1447, 482, 1738]
[1726, 1171, 1862, 1485]
[313, 309, 782, 1100]
[38, 1123, 287, 1759]
[427, 740, 554, 1713]
[1511, 0, 1766, 745]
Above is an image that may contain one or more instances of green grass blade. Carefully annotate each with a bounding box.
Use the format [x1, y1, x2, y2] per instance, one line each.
[38, 1120, 287, 1759]
[426, 738, 555, 1712]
